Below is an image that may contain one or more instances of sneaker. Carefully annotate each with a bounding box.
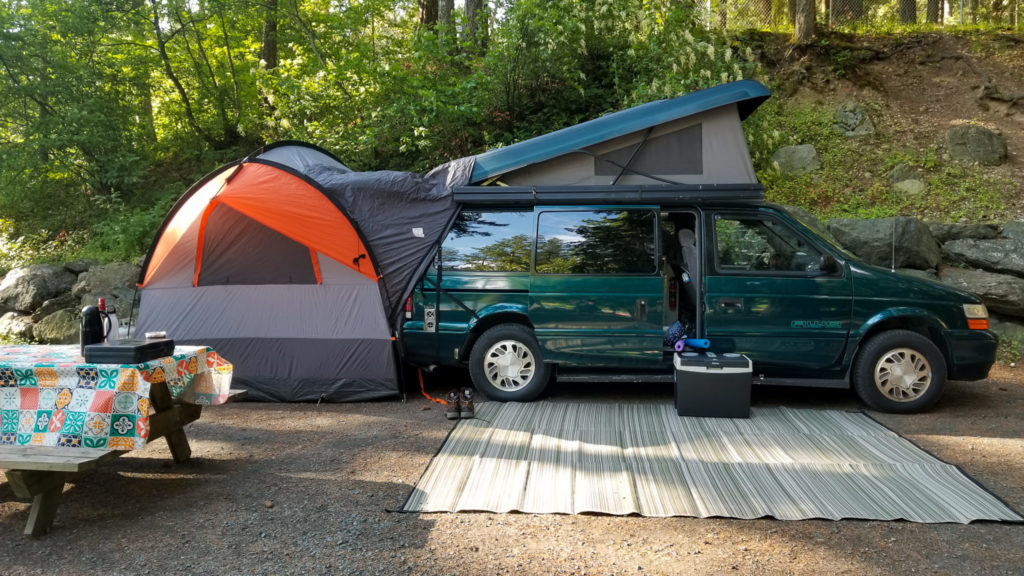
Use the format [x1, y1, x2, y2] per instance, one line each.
[444, 389, 461, 420]
[459, 387, 475, 419]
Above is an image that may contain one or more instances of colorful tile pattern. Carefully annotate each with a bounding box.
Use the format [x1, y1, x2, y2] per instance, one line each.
[0, 345, 233, 451]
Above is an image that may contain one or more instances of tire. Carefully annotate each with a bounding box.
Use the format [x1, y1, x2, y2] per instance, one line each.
[469, 324, 550, 402]
[851, 330, 947, 413]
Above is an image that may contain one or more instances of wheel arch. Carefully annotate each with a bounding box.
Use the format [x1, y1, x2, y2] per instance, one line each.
[461, 308, 533, 362]
[850, 308, 951, 369]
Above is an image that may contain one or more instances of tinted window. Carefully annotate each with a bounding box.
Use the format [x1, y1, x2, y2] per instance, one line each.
[441, 211, 533, 271]
[713, 214, 825, 274]
[536, 210, 657, 274]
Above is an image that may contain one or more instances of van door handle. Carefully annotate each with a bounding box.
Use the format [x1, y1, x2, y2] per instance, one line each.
[635, 298, 647, 319]
[717, 297, 743, 310]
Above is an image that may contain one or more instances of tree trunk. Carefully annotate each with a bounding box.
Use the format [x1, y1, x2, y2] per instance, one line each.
[419, 0, 438, 26]
[926, 0, 940, 21]
[899, 0, 917, 22]
[793, 0, 816, 42]
[464, 0, 487, 50]
[261, 0, 278, 70]
[439, 0, 453, 26]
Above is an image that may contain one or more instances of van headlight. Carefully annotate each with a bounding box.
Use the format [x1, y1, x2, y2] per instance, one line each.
[963, 303, 989, 330]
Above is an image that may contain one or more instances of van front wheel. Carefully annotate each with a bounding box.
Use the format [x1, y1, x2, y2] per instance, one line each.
[851, 330, 947, 413]
[469, 324, 550, 402]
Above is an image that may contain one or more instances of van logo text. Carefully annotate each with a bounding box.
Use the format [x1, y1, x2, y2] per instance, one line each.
[791, 320, 842, 329]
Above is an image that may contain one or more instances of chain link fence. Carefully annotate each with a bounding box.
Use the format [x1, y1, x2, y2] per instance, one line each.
[698, 0, 1022, 31]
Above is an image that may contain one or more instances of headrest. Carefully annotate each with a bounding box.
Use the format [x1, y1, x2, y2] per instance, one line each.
[678, 229, 696, 246]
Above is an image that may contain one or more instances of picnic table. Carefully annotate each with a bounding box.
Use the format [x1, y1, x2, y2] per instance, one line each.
[0, 344, 244, 535]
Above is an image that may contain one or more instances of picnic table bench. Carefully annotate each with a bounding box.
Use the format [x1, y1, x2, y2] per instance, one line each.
[0, 345, 243, 536]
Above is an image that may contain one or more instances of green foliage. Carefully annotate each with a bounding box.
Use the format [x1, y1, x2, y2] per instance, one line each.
[997, 334, 1023, 364]
[0, 1, 1020, 272]
[0, 333, 32, 345]
[80, 194, 179, 264]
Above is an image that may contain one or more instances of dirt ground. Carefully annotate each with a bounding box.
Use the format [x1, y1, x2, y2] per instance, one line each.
[1, 363, 1022, 576]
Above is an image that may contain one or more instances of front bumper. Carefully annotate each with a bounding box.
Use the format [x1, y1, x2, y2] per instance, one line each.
[944, 329, 999, 381]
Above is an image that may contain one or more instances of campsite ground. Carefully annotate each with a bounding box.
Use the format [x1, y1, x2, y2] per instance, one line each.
[1, 364, 1023, 576]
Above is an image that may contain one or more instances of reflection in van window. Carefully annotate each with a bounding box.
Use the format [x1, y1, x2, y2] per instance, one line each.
[714, 215, 824, 273]
[441, 211, 534, 271]
[536, 210, 657, 275]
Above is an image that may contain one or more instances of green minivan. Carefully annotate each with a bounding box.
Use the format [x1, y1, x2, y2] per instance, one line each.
[401, 197, 996, 413]
[399, 81, 997, 413]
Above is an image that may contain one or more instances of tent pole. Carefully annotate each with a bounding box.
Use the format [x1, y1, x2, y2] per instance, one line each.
[393, 333, 407, 403]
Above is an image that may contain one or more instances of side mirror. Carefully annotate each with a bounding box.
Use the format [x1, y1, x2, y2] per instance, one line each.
[819, 253, 838, 274]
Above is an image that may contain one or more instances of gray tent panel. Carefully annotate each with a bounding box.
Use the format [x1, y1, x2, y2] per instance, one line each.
[257, 144, 353, 175]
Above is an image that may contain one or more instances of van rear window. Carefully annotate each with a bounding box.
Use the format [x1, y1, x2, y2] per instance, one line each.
[536, 210, 657, 275]
[441, 211, 533, 271]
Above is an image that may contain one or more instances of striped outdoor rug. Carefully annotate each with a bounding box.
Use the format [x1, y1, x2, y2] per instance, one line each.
[402, 403, 1023, 523]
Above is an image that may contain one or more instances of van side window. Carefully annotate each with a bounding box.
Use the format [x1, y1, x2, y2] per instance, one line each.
[713, 214, 825, 274]
[441, 211, 533, 271]
[536, 210, 657, 275]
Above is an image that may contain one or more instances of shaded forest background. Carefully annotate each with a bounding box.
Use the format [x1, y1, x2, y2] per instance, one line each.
[0, 0, 1020, 270]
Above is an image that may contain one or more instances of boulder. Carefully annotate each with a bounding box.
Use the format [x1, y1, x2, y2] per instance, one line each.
[1002, 221, 1024, 241]
[780, 205, 840, 245]
[772, 144, 821, 176]
[64, 258, 97, 275]
[893, 179, 927, 197]
[942, 238, 1024, 277]
[990, 314, 1024, 341]
[889, 163, 919, 183]
[30, 292, 78, 323]
[833, 101, 875, 137]
[926, 222, 999, 244]
[946, 125, 1008, 166]
[0, 264, 77, 313]
[895, 268, 938, 281]
[33, 309, 79, 344]
[826, 217, 941, 270]
[938, 267, 1024, 318]
[0, 312, 34, 341]
[72, 262, 140, 314]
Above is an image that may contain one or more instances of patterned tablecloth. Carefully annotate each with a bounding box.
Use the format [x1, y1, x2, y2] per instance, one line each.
[0, 345, 233, 451]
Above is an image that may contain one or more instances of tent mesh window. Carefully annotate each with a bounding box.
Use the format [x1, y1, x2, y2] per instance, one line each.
[198, 204, 319, 285]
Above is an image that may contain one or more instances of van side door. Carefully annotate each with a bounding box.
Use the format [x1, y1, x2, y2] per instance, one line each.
[703, 209, 853, 378]
[529, 207, 664, 368]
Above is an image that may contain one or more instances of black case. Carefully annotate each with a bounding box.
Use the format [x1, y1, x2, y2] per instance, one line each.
[84, 338, 176, 364]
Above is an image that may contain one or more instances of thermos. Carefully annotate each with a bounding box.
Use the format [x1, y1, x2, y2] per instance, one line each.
[80, 305, 105, 356]
[98, 297, 119, 344]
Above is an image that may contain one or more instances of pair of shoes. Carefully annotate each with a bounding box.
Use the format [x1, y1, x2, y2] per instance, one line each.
[443, 387, 476, 420]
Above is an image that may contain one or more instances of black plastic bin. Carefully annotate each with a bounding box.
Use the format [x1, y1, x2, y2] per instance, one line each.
[673, 351, 752, 418]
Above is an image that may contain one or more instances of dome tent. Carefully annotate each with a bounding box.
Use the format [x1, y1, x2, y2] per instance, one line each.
[136, 141, 473, 401]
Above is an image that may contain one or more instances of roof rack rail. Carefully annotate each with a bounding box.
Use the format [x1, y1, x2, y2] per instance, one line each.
[453, 184, 765, 206]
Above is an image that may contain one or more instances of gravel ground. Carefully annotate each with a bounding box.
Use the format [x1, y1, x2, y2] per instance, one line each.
[2, 365, 1023, 576]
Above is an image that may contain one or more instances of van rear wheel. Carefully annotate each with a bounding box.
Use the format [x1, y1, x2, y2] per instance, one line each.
[469, 324, 550, 402]
[851, 330, 946, 413]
